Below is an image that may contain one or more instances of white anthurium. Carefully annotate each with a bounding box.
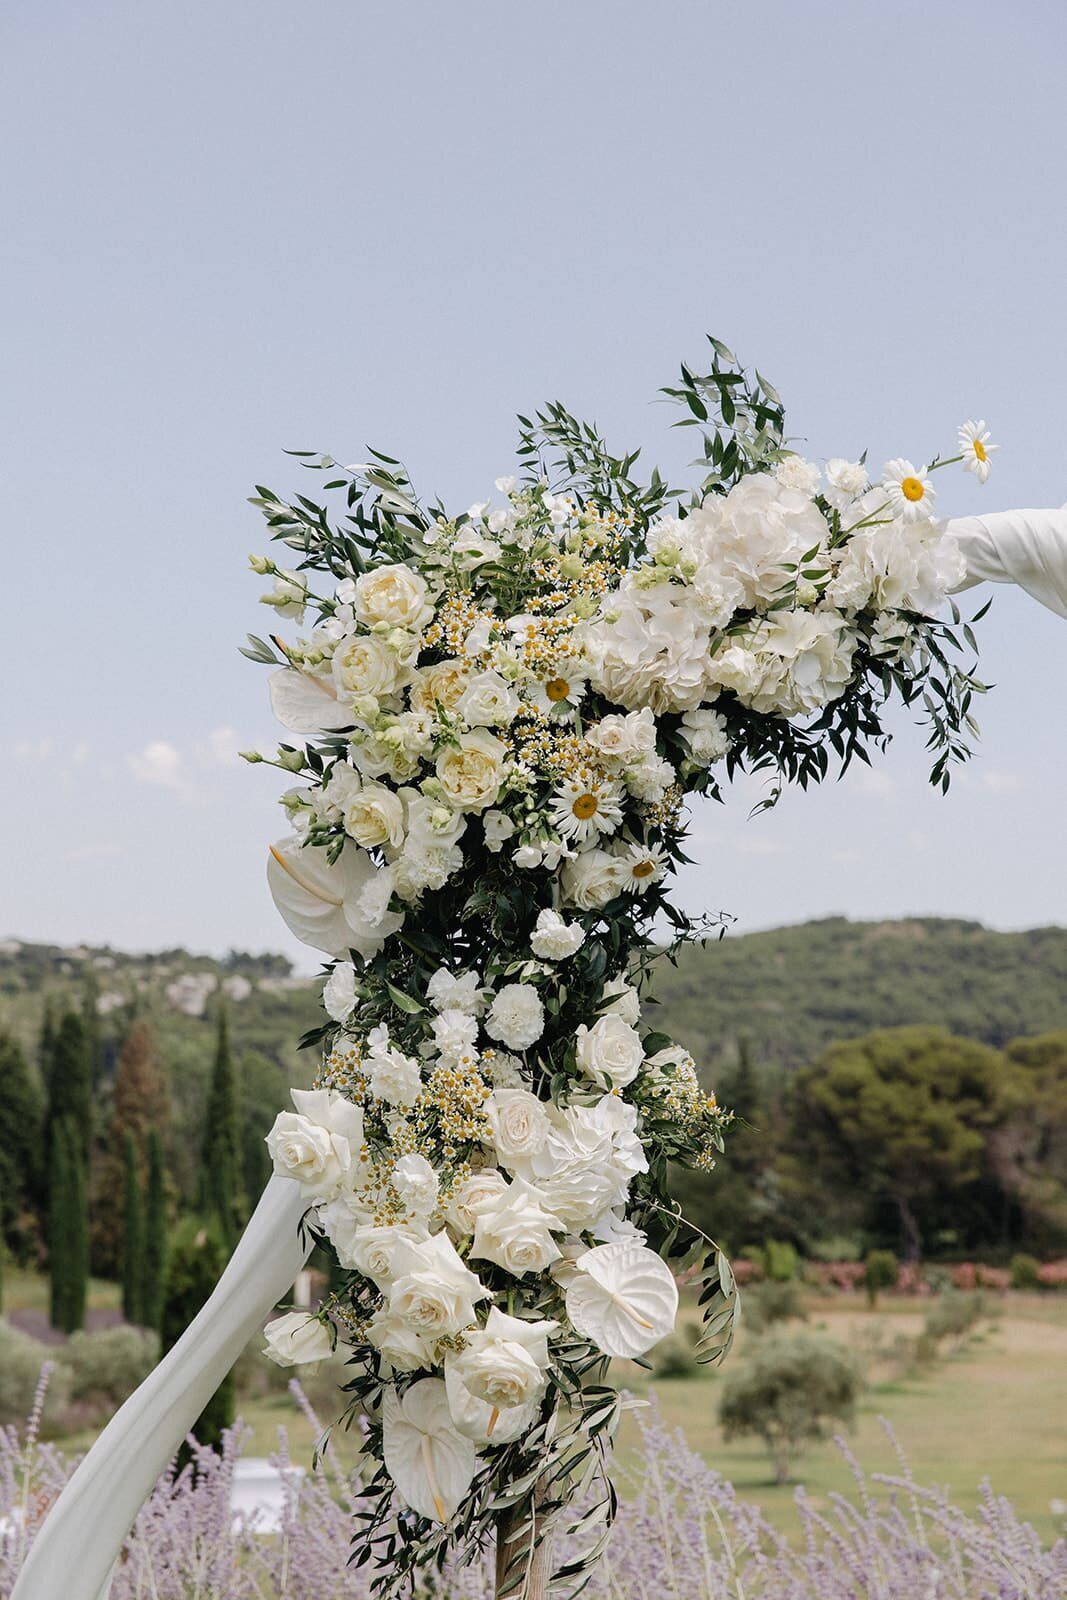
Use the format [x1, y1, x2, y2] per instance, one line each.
[447, 1308, 558, 1437]
[382, 1379, 479, 1523]
[267, 665, 354, 733]
[267, 837, 403, 958]
[565, 1240, 679, 1359]
[443, 1361, 538, 1446]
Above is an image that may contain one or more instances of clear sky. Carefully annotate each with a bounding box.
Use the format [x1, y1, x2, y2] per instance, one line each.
[3, 0, 1065, 972]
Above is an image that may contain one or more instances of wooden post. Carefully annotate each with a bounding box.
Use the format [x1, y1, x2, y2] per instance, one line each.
[495, 1494, 552, 1600]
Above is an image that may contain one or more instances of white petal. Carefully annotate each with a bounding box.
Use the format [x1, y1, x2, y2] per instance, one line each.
[565, 1241, 678, 1358]
[383, 1379, 478, 1521]
[267, 839, 399, 959]
[268, 667, 354, 733]
[444, 1361, 537, 1445]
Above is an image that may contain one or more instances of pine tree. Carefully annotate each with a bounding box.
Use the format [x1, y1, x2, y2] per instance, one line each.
[0, 1031, 44, 1254]
[143, 1127, 167, 1334]
[121, 1130, 145, 1324]
[161, 1216, 234, 1454]
[49, 1116, 88, 1334]
[199, 1007, 244, 1245]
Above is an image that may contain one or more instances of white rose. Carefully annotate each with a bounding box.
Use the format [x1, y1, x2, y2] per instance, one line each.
[529, 907, 586, 960]
[409, 658, 470, 715]
[444, 1168, 509, 1238]
[387, 1231, 488, 1336]
[265, 1088, 365, 1199]
[367, 1309, 433, 1372]
[513, 844, 544, 870]
[560, 849, 625, 911]
[600, 974, 641, 1026]
[431, 1007, 480, 1067]
[575, 1014, 644, 1089]
[436, 730, 507, 812]
[332, 633, 407, 698]
[323, 961, 357, 1022]
[262, 1311, 334, 1370]
[391, 1153, 439, 1217]
[482, 809, 517, 853]
[485, 984, 545, 1051]
[354, 563, 434, 631]
[510, 1097, 647, 1230]
[343, 782, 406, 850]
[346, 1221, 428, 1285]
[458, 670, 520, 727]
[470, 1179, 563, 1275]
[426, 967, 485, 1015]
[486, 1088, 550, 1165]
[679, 707, 730, 763]
[449, 1334, 545, 1411]
[583, 707, 657, 764]
[351, 730, 422, 783]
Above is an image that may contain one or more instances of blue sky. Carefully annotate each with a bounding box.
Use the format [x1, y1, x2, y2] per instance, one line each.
[3, 0, 1065, 971]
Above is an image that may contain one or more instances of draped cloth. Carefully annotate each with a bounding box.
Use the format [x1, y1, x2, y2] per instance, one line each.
[948, 506, 1067, 619]
[12, 505, 1067, 1600]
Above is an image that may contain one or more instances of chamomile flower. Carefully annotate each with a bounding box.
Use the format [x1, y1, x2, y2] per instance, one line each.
[881, 459, 936, 524]
[527, 666, 588, 719]
[958, 420, 997, 484]
[549, 771, 624, 844]
[618, 841, 668, 893]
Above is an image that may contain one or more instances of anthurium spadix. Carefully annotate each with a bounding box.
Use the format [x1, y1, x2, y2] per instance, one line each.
[383, 1379, 478, 1523]
[267, 837, 402, 958]
[268, 665, 355, 734]
[565, 1241, 678, 1359]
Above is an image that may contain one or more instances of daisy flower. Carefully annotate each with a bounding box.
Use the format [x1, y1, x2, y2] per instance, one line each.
[618, 841, 668, 893]
[881, 459, 936, 523]
[958, 420, 997, 484]
[527, 666, 588, 718]
[549, 771, 624, 844]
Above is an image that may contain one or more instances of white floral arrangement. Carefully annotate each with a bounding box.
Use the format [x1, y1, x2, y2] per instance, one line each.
[245, 339, 992, 1592]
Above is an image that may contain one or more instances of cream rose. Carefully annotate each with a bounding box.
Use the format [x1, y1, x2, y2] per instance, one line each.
[575, 1014, 644, 1089]
[331, 633, 407, 698]
[262, 1311, 335, 1370]
[436, 729, 506, 812]
[354, 562, 434, 631]
[343, 782, 406, 850]
[469, 1179, 563, 1275]
[409, 659, 470, 715]
[486, 1088, 550, 1166]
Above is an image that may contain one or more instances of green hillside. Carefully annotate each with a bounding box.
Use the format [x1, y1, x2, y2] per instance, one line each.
[650, 916, 1067, 1078]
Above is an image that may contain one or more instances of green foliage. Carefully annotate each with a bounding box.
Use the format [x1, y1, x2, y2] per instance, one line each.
[864, 1249, 899, 1307]
[0, 1319, 72, 1426]
[121, 1130, 144, 1325]
[1010, 1253, 1041, 1291]
[719, 1329, 863, 1484]
[62, 1324, 159, 1402]
[48, 1116, 88, 1334]
[921, 1289, 990, 1349]
[143, 1127, 167, 1334]
[161, 1215, 234, 1452]
[0, 1030, 44, 1258]
[198, 1008, 245, 1245]
[751, 1238, 800, 1282]
[0, 1320, 157, 1427]
[46, 1009, 93, 1164]
[742, 1278, 808, 1334]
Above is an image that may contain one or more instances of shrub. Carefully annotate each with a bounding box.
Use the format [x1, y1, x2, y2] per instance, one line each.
[60, 1326, 159, 1404]
[650, 1329, 701, 1379]
[1011, 1253, 1041, 1290]
[742, 1279, 808, 1334]
[863, 1249, 899, 1308]
[919, 1290, 991, 1359]
[718, 1328, 862, 1483]
[750, 1238, 799, 1282]
[0, 1322, 71, 1427]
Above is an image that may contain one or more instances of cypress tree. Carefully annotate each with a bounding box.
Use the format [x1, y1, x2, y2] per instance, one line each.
[161, 1215, 234, 1455]
[49, 1116, 88, 1333]
[121, 1129, 145, 1325]
[199, 1007, 244, 1244]
[81, 974, 104, 1090]
[0, 1031, 44, 1253]
[93, 1020, 168, 1274]
[143, 1126, 167, 1334]
[47, 1010, 93, 1165]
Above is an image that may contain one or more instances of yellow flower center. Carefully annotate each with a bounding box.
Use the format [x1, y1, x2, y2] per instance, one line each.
[631, 859, 656, 879]
[545, 676, 571, 703]
[972, 439, 987, 462]
[572, 792, 599, 820]
[901, 476, 925, 503]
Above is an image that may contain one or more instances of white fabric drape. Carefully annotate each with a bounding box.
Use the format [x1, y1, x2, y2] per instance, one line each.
[12, 1176, 311, 1600]
[948, 506, 1067, 618]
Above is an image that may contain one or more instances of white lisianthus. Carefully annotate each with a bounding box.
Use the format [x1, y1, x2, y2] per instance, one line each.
[529, 908, 585, 960]
[470, 1179, 563, 1275]
[485, 983, 545, 1051]
[560, 849, 625, 911]
[262, 1311, 334, 1370]
[482, 809, 516, 852]
[575, 1013, 644, 1089]
[402, 790, 467, 849]
[265, 1088, 365, 1199]
[426, 967, 485, 1015]
[443, 1168, 509, 1238]
[600, 974, 641, 1026]
[679, 707, 731, 763]
[343, 782, 407, 850]
[350, 730, 423, 784]
[332, 633, 408, 699]
[260, 570, 308, 622]
[458, 670, 520, 728]
[431, 1007, 480, 1067]
[365, 1027, 422, 1108]
[354, 563, 434, 631]
[387, 1231, 489, 1337]
[391, 1153, 440, 1218]
[436, 730, 507, 811]
[486, 1088, 550, 1165]
[322, 961, 357, 1022]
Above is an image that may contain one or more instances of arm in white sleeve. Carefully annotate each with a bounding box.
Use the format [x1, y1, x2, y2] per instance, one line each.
[947, 506, 1067, 619]
[12, 1175, 312, 1600]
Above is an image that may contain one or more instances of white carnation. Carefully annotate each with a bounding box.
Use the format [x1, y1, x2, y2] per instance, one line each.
[431, 1007, 480, 1068]
[323, 961, 357, 1022]
[391, 1152, 439, 1218]
[426, 967, 485, 1015]
[529, 908, 586, 960]
[679, 708, 731, 763]
[485, 984, 545, 1051]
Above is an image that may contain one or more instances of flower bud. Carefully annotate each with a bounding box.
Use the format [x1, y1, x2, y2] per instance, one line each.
[239, 749, 264, 764]
[277, 748, 305, 772]
[248, 553, 273, 575]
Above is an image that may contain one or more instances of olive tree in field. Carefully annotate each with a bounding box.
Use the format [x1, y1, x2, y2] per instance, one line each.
[719, 1329, 862, 1484]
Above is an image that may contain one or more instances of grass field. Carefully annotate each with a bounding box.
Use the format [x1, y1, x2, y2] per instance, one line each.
[7, 1273, 1066, 1546]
